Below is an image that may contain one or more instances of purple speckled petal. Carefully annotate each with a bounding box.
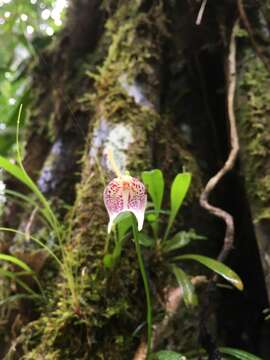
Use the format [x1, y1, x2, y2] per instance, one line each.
[104, 175, 147, 233]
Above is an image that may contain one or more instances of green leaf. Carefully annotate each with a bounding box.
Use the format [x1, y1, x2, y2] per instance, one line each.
[115, 212, 133, 241]
[173, 254, 244, 291]
[0, 253, 33, 273]
[112, 241, 123, 261]
[6, 88, 30, 127]
[170, 172, 191, 219]
[104, 236, 126, 269]
[171, 265, 198, 307]
[4, 189, 49, 225]
[163, 232, 191, 253]
[0, 293, 38, 307]
[0, 268, 38, 297]
[0, 88, 31, 156]
[5, 189, 39, 208]
[163, 230, 206, 253]
[104, 212, 134, 268]
[138, 232, 155, 247]
[15, 106, 60, 234]
[0, 156, 55, 230]
[146, 213, 158, 223]
[0, 227, 62, 267]
[219, 347, 263, 360]
[142, 169, 164, 213]
[150, 350, 184, 360]
[103, 254, 114, 269]
[165, 173, 191, 239]
[0, 156, 30, 188]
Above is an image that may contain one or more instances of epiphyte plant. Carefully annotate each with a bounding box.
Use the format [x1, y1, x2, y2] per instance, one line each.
[103, 168, 245, 359]
[104, 172, 152, 357]
[0, 106, 78, 307]
[0, 105, 257, 359]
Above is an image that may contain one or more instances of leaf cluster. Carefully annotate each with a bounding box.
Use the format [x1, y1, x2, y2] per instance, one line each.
[105, 169, 243, 308]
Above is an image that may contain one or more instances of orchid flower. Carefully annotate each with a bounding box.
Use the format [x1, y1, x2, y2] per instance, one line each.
[103, 174, 147, 233]
[103, 171, 152, 355]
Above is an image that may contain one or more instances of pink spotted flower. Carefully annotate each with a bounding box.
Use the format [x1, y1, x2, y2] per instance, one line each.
[103, 175, 147, 233]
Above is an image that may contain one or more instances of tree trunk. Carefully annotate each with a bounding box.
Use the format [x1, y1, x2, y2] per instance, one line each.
[1, 0, 270, 359]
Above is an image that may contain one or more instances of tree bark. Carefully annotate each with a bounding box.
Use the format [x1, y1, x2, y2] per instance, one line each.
[1, 0, 270, 359]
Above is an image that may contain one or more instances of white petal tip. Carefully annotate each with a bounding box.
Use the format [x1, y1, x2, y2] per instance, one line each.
[107, 219, 114, 234]
[132, 210, 145, 232]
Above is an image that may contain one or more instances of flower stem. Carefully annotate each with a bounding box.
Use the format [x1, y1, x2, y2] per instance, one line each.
[132, 219, 152, 358]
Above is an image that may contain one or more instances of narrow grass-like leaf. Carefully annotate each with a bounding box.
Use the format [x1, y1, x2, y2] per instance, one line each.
[164, 173, 191, 240]
[0, 268, 39, 297]
[0, 253, 33, 273]
[219, 347, 263, 360]
[150, 350, 184, 360]
[5, 88, 30, 128]
[0, 233, 47, 299]
[142, 169, 164, 212]
[0, 227, 62, 266]
[0, 293, 38, 307]
[0, 156, 57, 231]
[0, 156, 30, 187]
[14, 105, 60, 236]
[5, 190, 52, 228]
[171, 264, 198, 307]
[6, 190, 55, 232]
[173, 254, 244, 291]
[5, 189, 40, 208]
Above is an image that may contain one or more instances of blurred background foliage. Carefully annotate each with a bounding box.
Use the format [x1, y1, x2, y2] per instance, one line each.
[0, 0, 67, 214]
[0, 0, 67, 157]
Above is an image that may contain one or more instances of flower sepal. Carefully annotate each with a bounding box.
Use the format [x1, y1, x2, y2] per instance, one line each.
[103, 175, 147, 234]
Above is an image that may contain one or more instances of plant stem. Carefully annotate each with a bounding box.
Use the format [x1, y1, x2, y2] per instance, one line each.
[132, 219, 152, 358]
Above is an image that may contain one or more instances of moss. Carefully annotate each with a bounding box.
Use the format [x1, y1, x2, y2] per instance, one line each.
[17, 1, 204, 358]
[19, 2, 168, 359]
[77, 3, 167, 355]
[61, 3, 166, 356]
[237, 48, 270, 221]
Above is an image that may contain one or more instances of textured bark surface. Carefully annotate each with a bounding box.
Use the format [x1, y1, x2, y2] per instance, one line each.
[236, 1, 270, 301]
[1, 0, 270, 359]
